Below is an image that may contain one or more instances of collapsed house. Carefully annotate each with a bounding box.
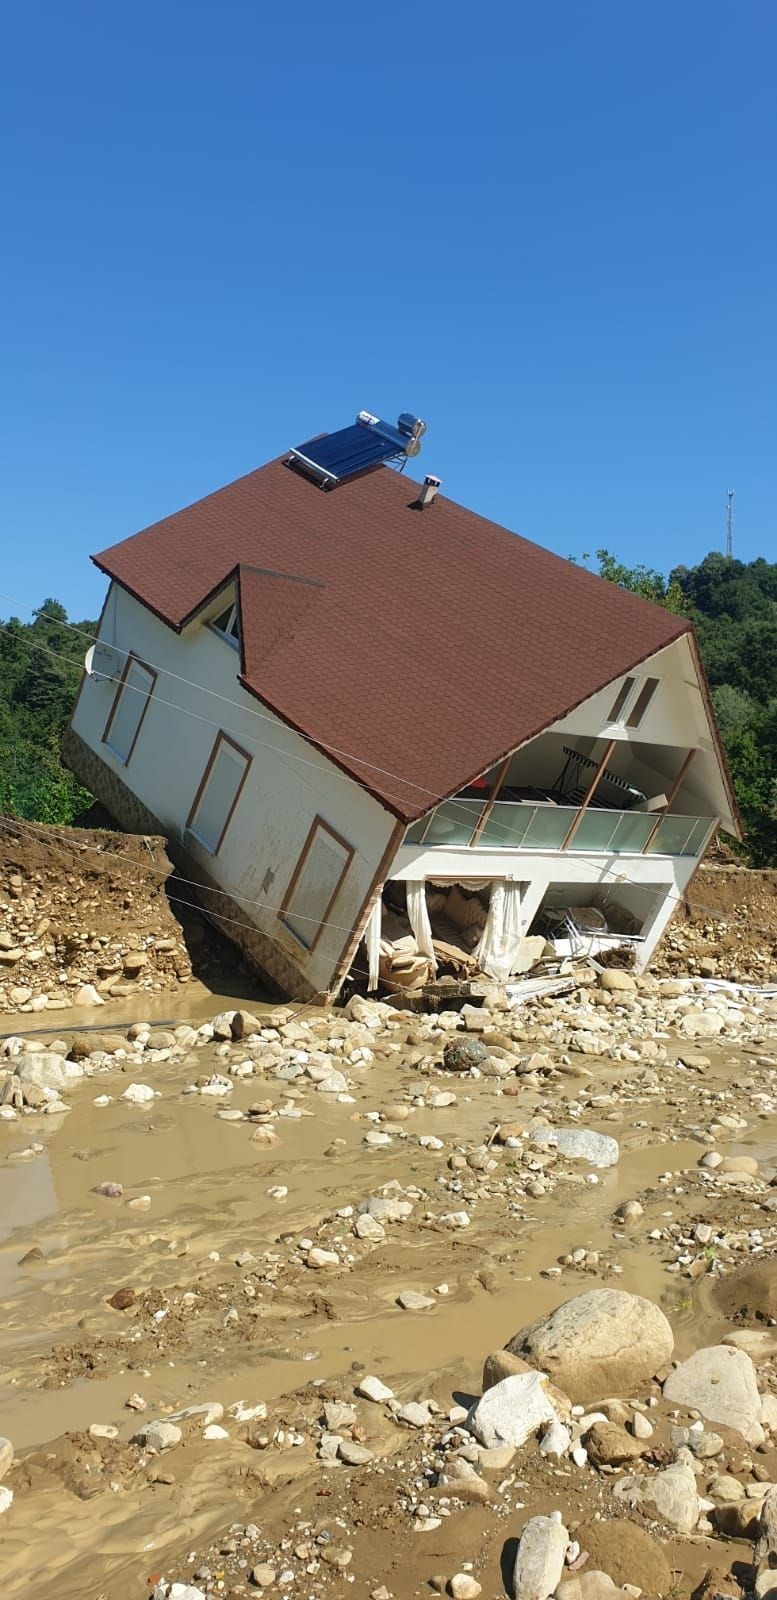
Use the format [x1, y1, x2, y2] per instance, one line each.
[63, 408, 740, 1002]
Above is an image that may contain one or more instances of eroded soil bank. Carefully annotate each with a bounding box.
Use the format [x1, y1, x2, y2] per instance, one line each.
[1, 974, 777, 1600]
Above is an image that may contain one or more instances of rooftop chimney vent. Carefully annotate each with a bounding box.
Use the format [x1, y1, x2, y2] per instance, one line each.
[418, 474, 441, 509]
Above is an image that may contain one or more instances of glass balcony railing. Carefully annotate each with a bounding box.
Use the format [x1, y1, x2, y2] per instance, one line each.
[404, 801, 712, 857]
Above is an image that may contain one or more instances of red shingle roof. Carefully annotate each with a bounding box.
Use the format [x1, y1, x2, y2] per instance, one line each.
[93, 458, 692, 821]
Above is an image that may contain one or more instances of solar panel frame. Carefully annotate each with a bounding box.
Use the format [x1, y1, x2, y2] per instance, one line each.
[289, 422, 404, 487]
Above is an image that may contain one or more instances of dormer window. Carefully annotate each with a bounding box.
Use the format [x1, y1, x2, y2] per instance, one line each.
[606, 674, 660, 730]
[209, 601, 240, 648]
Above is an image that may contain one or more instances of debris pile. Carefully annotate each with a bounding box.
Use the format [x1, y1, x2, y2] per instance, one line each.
[0, 819, 192, 1012]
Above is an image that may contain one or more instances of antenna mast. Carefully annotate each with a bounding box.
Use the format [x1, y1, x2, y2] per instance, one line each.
[726, 489, 735, 560]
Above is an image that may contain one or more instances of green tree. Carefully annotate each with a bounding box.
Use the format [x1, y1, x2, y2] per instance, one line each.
[0, 598, 96, 825]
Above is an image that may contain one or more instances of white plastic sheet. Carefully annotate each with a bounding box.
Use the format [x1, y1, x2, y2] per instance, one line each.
[364, 898, 382, 993]
[475, 878, 524, 982]
[406, 880, 437, 974]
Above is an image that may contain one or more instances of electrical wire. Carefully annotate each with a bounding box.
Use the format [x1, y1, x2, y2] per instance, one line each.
[0, 588, 468, 805]
[0, 594, 757, 950]
[0, 617, 714, 862]
[0, 805, 772, 971]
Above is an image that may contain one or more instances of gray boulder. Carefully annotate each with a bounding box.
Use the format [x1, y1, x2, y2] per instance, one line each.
[613, 1458, 700, 1534]
[663, 1345, 764, 1444]
[512, 1511, 568, 1600]
[16, 1053, 83, 1093]
[529, 1125, 619, 1168]
[506, 1289, 674, 1404]
[443, 1037, 488, 1072]
[468, 1371, 558, 1448]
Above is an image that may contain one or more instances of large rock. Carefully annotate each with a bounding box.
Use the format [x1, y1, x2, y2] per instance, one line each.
[512, 1512, 568, 1600]
[585, 1421, 643, 1467]
[16, 1053, 83, 1093]
[69, 1032, 128, 1059]
[482, 1350, 533, 1391]
[467, 1371, 559, 1448]
[529, 1126, 619, 1169]
[573, 1521, 671, 1594]
[506, 1290, 674, 1404]
[613, 1459, 700, 1534]
[755, 1487, 777, 1598]
[231, 1009, 263, 1040]
[663, 1345, 764, 1444]
[599, 970, 637, 993]
[443, 1037, 488, 1072]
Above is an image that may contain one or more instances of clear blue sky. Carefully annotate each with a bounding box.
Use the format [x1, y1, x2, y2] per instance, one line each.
[1, 1, 774, 622]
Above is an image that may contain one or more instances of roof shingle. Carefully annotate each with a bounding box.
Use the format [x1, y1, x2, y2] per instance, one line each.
[93, 458, 691, 820]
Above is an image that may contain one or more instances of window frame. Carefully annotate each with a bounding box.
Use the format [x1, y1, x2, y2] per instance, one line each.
[185, 731, 252, 856]
[279, 817, 355, 954]
[625, 676, 660, 730]
[101, 653, 157, 766]
[208, 600, 240, 650]
[605, 673, 660, 732]
[605, 676, 636, 727]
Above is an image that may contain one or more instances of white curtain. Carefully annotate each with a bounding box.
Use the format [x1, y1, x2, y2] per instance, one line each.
[364, 898, 382, 993]
[474, 878, 524, 982]
[406, 881, 437, 974]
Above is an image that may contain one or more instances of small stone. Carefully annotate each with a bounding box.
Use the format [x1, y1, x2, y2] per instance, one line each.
[0, 1486, 13, 1516]
[132, 1420, 182, 1450]
[251, 1567, 277, 1589]
[449, 1577, 482, 1599]
[631, 1411, 654, 1441]
[120, 1082, 155, 1105]
[108, 1287, 136, 1310]
[307, 1246, 339, 1269]
[397, 1289, 435, 1311]
[358, 1375, 394, 1403]
[88, 1423, 118, 1440]
[338, 1440, 374, 1465]
[0, 1438, 13, 1481]
[355, 1214, 386, 1242]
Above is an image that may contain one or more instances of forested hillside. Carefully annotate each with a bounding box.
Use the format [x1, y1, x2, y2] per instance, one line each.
[0, 558, 775, 864]
[0, 601, 95, 822]
[591, 551, 777, 866]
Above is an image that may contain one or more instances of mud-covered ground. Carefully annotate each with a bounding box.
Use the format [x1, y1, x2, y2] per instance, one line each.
[1, 973, 777, 1600]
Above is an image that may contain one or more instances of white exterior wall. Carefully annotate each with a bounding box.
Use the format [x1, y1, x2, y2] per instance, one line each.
[71, 584, 396, 992]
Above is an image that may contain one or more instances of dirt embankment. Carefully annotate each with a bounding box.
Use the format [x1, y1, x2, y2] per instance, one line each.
[657, 864, 777, 982]
[0, 818, 194, 1014]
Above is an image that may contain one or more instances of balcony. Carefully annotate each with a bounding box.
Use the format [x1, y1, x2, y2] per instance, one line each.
[404, 800, 712, 857]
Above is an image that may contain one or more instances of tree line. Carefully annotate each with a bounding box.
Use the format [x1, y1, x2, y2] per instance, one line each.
[0, 560, 775, 865]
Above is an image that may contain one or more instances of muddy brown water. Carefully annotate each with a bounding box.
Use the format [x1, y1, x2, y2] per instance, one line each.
[1, 1004, 775, 1598]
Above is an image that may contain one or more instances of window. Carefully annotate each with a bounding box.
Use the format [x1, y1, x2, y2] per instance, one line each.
[606, 677, 635, 725]
[606, 674, 660, 729]
[626, 676, 660, 729]
[280, 819, 354, 952]
[209, 601, 240, 647]
[102, 656, 156, 764]
[186, 732, 251, 854]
